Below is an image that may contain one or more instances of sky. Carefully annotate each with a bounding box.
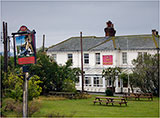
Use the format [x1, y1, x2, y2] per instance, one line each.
[0, 0, 159, 52]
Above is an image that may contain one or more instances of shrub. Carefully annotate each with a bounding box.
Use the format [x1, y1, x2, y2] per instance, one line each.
[105, 89, 113, 96]
[14, 102, 22, 116]
[74, 92, 91, 99]
[3, 98, 16, 112]
[28, 101, 40, 117]
[14, 101, 41, 117]
[62, 79, 76, 92]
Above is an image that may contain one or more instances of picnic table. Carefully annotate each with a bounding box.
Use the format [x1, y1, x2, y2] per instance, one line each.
[123, 93, 153, 100]
[93, 96, 127, 106]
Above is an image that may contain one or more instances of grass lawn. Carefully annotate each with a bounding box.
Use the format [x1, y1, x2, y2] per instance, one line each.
[33, 95, 159, 117]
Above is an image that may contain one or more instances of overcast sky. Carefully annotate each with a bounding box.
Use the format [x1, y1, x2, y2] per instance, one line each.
[0, 0, 159, 51]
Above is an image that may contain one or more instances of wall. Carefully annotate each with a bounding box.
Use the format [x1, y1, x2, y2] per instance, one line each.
[47, 49, 157, 93]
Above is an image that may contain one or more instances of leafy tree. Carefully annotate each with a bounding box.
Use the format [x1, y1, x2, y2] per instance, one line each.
[1, 55, 42, 101]
[102, 67, 121, 93]
[3, 70, 42, 101]
[120, 73, 128, 88]
[132, 53, 159, 96]
[120, 73, 138, 93]
[29, 52, 80, 93]
[29, 51, 57, 93]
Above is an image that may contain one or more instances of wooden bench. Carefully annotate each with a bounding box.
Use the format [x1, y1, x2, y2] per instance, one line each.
[136, 93, 153, 100]
[123, 93, 153, 101]
[93, 96, 127, 106]
[123, 93, 138, 100]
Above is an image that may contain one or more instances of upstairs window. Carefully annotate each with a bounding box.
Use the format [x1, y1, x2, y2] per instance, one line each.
[122, 52, 127, 64]
[67, 54, 73, 63]
[52, 54, 57, 62]
[84, 53, 89, 64]
[138, 52, 142, 57]
[95, 53, 100, 65]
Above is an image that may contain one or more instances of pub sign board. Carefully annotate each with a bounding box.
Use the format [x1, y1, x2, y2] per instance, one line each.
[15, 26, 36, 65]
[103, 55, 113, 65]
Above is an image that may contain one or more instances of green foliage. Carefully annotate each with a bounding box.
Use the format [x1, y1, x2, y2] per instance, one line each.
[2, 98, 40, 117]
[2, 98, 16, 112]
[62, 79, 76, 92]
[132, 53, 159, 96]
[28, 75, 42, 101]
[120, 73, 138, 93]
[102, 67, 121, 92]
[3, 72, 24, 101]
[3, 70, 42, 101]
[105, 89, 113, 96]
[29, 52, 80, 93]
[28, 101, 41, 117]
[120, 73, 128, 87]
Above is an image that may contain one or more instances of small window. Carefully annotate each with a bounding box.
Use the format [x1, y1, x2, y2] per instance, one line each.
[52, 54, 57, 62]
[84, 53, 89, 64]
[68, 54, 73, 63]
[93, 77, 103, 87]
[85, 77, 91, 86]
[95, 53, 100, 65]
[122, 52, 127, 64]
[138, 52, 142, 57]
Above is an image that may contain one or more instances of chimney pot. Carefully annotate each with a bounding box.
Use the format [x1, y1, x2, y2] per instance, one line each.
[104, 20, 116, 37]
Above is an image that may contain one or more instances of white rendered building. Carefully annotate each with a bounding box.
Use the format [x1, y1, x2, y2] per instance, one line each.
[47, 33, 159, 93]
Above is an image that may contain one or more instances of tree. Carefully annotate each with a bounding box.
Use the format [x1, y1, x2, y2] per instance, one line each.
[120, 73, 138, 93]
[3, 70, 42, 101]
[29, 52, 80, 93]
[132, 53, 159, 96]
[102, 67, 121, 93]
[1, 55, 42, 101]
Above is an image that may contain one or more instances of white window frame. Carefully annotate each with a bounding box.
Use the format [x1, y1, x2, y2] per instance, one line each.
[67, 53, 73, 63]
[84, 77, 91, 86]
[52, 54, 57, 62]
[95, 53, 100, 65]
[122, 52, 127, 64]
[84, 53, 89, 64]
[93, 77, 103, 87]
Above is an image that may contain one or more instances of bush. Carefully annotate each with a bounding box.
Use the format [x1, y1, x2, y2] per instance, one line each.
[3, 98, 16, 112]
[74, 92, 91, 99]
[105, 89, 113, 96]
[2, 98, 40, 117]
[14, 101, 40, 117]
[28, 101, 40, 117]
[62, 79, 76, 92]
[14, 102, 22, 116]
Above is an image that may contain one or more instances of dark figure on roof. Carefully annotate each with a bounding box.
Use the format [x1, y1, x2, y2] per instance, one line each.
[104, 21, 116, 37]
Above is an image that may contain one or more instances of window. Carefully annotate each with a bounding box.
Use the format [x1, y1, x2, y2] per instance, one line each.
[106, 78, 112, 87]
[68, 54, 73, 63]
[93, 77, 103, 87]
[138, 52, 142, 57]
[52, 54, 57, 61]
[84, 53, 89, 64]
[122, 52, 127, 64]
[85, 77, 91, 86]
[95, 53, 100, 64]
[138, 52, 147, 61]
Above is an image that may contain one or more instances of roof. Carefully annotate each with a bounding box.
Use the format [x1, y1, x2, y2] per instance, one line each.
[47, 34, 159, 52]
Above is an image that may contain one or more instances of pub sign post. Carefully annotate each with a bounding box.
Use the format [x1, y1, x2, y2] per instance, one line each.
[12, 26, 36, 117]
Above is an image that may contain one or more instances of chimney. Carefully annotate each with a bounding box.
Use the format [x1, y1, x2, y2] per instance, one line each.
[152, 29, 157, 36]
[104, 20, 116, 37]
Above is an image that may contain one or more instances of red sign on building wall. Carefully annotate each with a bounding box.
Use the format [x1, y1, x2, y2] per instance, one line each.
[103, 55, 113, 65]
